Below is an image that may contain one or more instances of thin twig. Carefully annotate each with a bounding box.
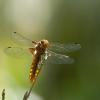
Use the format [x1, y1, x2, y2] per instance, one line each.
[23, 79, 36, 100]
[1, 80, 36, 100]
[2, 89, 5, 100]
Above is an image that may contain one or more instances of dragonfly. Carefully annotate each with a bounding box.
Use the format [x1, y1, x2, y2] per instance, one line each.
[4, 32, 81, 83]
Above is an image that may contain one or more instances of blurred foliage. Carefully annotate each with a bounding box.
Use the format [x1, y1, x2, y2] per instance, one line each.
[0, 0, 100, 100]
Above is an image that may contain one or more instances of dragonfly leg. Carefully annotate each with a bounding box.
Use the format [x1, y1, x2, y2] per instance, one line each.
[29, 48, 35, 54]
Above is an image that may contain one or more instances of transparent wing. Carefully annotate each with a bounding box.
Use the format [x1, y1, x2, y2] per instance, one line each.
[11, 32, 36, 47]
[4, 47, 31, 58]
[49, 42, 81, 53]
[46, 50, 74, 64]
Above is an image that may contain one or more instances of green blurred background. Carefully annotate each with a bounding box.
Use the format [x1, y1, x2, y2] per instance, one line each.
[0, 0, 100, 100]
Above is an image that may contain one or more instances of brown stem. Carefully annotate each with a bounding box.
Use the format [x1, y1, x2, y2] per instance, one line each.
[1, 80, 35, 100]
[2, 89, 5, 100]
[23, 79, 36, 100]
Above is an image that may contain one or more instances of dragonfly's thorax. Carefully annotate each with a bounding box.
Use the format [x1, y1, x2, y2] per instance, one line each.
[35, 40, 49, 54]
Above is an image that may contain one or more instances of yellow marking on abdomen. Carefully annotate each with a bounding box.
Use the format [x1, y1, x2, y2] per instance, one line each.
[29, 66, 41, 82]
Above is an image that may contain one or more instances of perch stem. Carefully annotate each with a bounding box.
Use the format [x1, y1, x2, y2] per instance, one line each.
[23, 79, 36, 100]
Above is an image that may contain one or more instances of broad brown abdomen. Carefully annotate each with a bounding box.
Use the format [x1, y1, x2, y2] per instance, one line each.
[29, 54, 41, 82]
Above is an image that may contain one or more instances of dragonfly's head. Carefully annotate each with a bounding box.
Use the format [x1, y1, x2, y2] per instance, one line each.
[40, 39, 49, 48]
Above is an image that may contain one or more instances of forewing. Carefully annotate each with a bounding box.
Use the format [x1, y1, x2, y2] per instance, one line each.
[11, 32, 35, 47]
[4, 47, 31, 58]
[47, 50, 74, 64]
[49, 42, 81, 53]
